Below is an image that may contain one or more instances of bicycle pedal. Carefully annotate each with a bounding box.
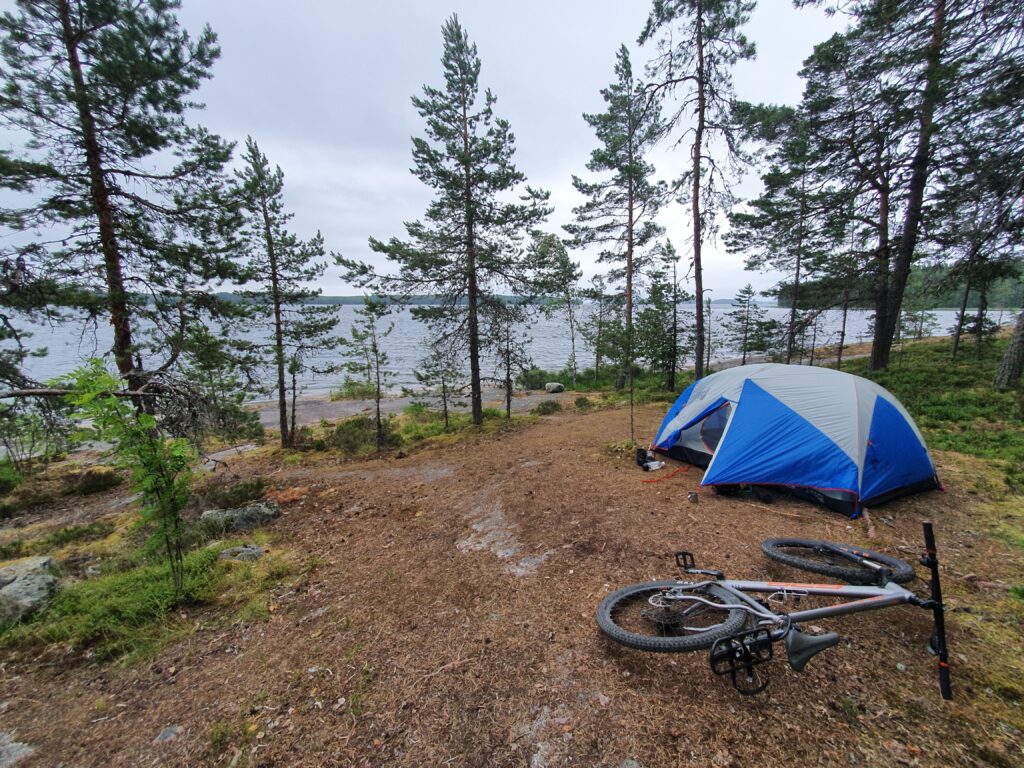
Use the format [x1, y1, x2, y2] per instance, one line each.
[709, 628, 774, 676]
[710, 628, 774, 695]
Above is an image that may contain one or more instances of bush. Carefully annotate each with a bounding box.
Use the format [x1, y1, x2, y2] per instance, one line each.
[200, 478, 267, 510]
[0, 461, 21, 496]
[574, 396, 593, 411]
[330, 377, 377, 401]
[532, 400, 562, 416]
[326, 415, 401, 454]
[64, 467, 122, 496]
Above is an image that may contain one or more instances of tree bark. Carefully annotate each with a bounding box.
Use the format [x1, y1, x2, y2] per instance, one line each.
[462, 93, 483, 426]
[691, 0, 707, 380]
[871, 0, 947, 370]
[259, 195, 290, 448]
[994, 311, 1024, 390]
[58, 0, 137, 391]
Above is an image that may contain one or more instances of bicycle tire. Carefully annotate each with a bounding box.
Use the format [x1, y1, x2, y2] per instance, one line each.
[596, 580, 748, 653]
[761, 538, 916, 585]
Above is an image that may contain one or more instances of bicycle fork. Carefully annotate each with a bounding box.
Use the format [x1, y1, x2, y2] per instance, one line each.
[920, 520, 953, 700]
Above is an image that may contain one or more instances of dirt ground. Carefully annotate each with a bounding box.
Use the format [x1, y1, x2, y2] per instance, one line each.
[2, 403, 1023, 767]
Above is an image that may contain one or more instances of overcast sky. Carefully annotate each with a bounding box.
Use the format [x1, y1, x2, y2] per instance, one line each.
[176, 1, 846, 299]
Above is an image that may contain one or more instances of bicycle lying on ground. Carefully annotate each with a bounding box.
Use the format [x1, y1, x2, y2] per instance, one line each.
[596, 522, 952, 699]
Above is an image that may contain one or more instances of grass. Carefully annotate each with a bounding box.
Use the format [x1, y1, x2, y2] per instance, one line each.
[0, 519, 295, 662]
[0, 520, 117, 561]
[842, 337, 1023, 493]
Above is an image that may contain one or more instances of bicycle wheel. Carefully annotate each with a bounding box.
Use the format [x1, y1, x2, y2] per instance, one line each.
[761, 538, 916, 585]
[596, 580, 749, 653]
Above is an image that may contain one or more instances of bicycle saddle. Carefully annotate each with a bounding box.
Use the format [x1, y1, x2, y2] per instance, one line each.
[785, 628, 840, 672]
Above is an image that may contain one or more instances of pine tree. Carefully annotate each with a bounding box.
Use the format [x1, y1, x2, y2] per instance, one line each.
[412, 343, 464, 429]
[640, 0, 756, 379]
[565, 44, 667, 391]
[234, 138, 341, 448]
[721, 284, 774, 365]
[532, 233, 582, 387]
[0, 0, 239, 394]
[727, 105, 840, 363]
[346, 16, 550, 427]
[793, 0, 1024, 370]
[481, 299, 534, 419]
[343, 298, 394, 451]
[579, 275, 624, 386]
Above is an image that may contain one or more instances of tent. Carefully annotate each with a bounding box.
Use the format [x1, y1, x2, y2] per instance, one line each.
[652, 363, 940, 517]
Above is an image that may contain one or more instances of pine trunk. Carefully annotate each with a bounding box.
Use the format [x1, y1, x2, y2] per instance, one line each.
[691, 1, 707, 380]
[259, 196, 290, 448]
[58, 0, 137, 391]
[871, 0, 947, 370]
[994, 311, 1024, 390]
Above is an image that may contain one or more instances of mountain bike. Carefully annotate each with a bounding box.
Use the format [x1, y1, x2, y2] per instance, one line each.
[596, 522, 952, 699]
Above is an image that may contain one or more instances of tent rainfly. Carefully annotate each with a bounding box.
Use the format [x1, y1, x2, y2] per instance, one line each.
[652, 363, 940, 517]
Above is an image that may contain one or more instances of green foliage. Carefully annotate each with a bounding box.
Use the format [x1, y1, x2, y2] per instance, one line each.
[532, 400, 562, 416]
[199, 478, 267, 510]
[574, 396, 593, 411]
[347, 15, 550, 427]
[342, 297, 396, 449]
[64, 467, 122, 496]
[325, 416, 401, 455]
[843, 338, 1023, 493]
[37, 521, 116, 551]
[60, 361, 196, 593]
[234, 138, 343, 448]
[0, 400, 75, 478]
[331, 377, 377, 401]
[0, 0, 242, 388]
[0, 461, 21, 496]
[0, 547, 224, 661]
[0, 520, 117, 560]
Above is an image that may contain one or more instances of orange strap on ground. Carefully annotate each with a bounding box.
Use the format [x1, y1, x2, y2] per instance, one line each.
[641, 465, 689, 484]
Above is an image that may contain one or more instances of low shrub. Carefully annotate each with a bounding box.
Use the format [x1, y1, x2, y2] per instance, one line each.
[200, 478, 267, 510]
[64, 467, 122, 496]
[326, 415, 401, 454]
[0, 461, 21, 496]
[330, 377, 377, 401]
[532, 400, 562, 416]
[0, 546, 224, 659]
[574, 396, 592, 411]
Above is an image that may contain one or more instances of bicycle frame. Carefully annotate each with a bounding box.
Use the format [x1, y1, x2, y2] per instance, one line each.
[709, 578, 920, 628]
[647, 521, 952, 700]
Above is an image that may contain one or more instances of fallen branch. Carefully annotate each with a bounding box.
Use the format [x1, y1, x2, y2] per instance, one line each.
[0, 387, 159, 399]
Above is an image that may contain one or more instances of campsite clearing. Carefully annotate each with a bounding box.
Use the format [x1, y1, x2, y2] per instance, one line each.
[1, 403, 1022, 767]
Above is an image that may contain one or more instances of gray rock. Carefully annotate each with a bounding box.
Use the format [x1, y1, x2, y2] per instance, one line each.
[0, 558, 57, 625]
[219, 544, 264, 562]
[0, 557, 53, 589]
[85, 565, 102, 578]
[543, 382, 564, 394]
[0, 731, 33, 767]
[153, 725, 182, 743]
[200, 500, 280, 531]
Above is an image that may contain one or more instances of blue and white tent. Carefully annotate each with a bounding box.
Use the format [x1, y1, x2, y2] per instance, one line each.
[652, 364, 940, 517]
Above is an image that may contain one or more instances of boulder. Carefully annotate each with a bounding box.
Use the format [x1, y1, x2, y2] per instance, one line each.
[543, 382, 564, 394]
[219, 544, 264, 562]
[0, 557, 57, 625]
[200, 500, 280, 531]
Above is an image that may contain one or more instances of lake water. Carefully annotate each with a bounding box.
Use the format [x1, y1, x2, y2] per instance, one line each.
[7, 304, 988, 396]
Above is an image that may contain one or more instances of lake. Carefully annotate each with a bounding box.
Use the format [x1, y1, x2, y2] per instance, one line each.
[7, 304, 992, 396]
